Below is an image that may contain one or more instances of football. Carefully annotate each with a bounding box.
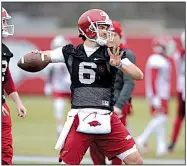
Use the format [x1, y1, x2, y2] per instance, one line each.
[17, 52, 50, 72]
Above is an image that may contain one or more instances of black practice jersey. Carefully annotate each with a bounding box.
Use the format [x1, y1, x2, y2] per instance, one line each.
[2, 43, 13, 103]
[62, 44, 126, 111]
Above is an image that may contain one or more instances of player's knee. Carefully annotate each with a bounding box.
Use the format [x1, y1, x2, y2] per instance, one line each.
[123, 151, 143, 165]
[134, 155, 143, 165]
[124, 156, 143, 165]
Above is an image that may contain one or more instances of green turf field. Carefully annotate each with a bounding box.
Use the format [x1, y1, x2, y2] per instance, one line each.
[6, 96, 185, 159]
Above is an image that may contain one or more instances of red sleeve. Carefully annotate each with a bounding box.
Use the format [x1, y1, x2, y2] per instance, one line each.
[151, 68, 159, 95]
[180, 48, 185, 57]
[4, 67, 17, 95]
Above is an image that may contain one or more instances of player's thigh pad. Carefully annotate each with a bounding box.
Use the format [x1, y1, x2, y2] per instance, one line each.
[95, 112, 136, 160]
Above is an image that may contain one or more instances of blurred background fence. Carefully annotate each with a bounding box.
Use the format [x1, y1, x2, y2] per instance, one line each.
[2, 2, 185, 35]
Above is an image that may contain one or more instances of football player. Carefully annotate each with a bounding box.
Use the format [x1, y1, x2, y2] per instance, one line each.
[21, 9, 143, 165]
[168, 31, 185, 152]
[2, 7, 27, 165]
[136, 36, 176, 156]
[44, 35, 71, 136]
[89, 20, 136, 165]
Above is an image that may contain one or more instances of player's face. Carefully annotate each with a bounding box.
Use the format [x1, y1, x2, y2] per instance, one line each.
[2, 19, 7, 28]
[152, 45, 165, 54]
[2, 19, 10, 36]
[97, 24, 110, 40]
[107, 32, 120, 47]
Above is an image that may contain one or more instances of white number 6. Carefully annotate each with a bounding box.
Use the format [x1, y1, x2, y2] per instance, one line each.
[79, 62, 97, 84]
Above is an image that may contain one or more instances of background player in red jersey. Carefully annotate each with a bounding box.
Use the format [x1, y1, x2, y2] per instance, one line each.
[19, 9, 143, 165]
[89, 20, 136, 165]
[168, 31, 185, 152]
[2, 7, 27, 165]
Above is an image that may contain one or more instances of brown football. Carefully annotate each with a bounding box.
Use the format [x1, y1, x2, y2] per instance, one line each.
[17, 52, 50, 72]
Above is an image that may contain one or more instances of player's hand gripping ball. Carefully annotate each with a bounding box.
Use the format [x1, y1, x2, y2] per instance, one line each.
[17, 50, 50, 72]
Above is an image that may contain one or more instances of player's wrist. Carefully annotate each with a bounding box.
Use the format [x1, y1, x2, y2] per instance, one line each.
[115, 61, 123, 69]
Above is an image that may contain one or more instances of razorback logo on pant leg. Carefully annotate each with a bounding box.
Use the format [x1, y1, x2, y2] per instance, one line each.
[88, 121, 101, 127]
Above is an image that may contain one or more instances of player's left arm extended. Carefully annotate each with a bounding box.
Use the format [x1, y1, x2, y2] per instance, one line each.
[119, 58, 143, 80]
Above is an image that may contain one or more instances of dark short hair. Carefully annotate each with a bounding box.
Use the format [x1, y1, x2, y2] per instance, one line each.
[79, 34, 87, 41]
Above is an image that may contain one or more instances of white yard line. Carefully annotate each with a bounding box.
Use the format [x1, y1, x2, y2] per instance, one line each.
[13, 155, 185, 164]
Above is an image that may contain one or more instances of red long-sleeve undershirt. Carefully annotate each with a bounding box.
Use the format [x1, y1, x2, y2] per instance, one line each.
[4, 67, 16, 95]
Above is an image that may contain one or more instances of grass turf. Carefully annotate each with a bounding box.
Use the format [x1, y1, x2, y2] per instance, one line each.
[5, 96, 185, 159]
